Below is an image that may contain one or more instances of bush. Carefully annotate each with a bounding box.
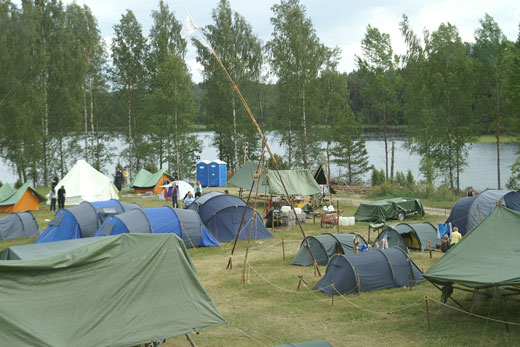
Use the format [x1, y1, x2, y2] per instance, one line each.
[144, 163, 158, 174]
[395, 171, 406, 187]
[406, 170, 415, 187]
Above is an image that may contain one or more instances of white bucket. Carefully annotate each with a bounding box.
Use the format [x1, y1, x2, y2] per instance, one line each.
[349, 216, 355, 226]
[294, 207, 302, 214]
[281, 206, 291, 213]
[339, 216, 349, 226]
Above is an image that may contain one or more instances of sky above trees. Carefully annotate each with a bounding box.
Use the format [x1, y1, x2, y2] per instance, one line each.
[11, 0, 519, 83]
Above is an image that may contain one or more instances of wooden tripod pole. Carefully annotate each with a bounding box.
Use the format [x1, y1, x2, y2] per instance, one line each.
[227, 140, 266, 270]
[187, 14, 322, 275]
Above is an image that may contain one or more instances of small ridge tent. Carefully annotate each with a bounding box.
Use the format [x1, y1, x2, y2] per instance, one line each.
[228, 162, 320, 196]
[95, 206, 219, 248]
[274, 341, 333, 347]
[291, 233, 367, 266]
[0, 212, 41, 241]
[314, 248, 423, 295]
[50, 160, 119, 205]
[0, 183, 45, 213]
[0, 234, 226, 346]
[445, 189, 520, 235]
[131, 168, 173, 194]
[373, 222, 440, 252]
[354, 197, 425, 223]
[188, 192, 272, 242]
[425, 206, 520, 289]
[35, 200, 141, 243]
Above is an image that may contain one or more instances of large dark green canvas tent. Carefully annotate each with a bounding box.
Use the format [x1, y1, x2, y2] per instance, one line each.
[291, 233, 367, 266]
[0, 234, 226, 346]
[424, 206, 520, 289]
[228, 161, 320, 196]
[354, 198, 425, 223]
[374, 222, 440, 252]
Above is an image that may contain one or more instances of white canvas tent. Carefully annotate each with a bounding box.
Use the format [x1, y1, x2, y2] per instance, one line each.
[160, 180, 195, 200]
[49, 160, 119, 205]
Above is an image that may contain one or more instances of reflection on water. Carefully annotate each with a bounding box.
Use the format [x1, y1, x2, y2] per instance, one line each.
[0, 131, 517, 191]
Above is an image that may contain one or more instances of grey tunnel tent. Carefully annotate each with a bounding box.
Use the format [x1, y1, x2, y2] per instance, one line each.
[0, 234, 226, 346]
[291, 233, 367, 266]
[373, 222, 440, 253]
[0, 212, 41, 241]
[445, 189, 520, 235]
[314, 248, 424, 295]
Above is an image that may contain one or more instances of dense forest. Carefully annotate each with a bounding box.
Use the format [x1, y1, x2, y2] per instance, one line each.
[1, 0, 519, 190]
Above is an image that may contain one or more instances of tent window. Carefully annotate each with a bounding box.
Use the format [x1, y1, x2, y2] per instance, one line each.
[98, 224, 114, 236]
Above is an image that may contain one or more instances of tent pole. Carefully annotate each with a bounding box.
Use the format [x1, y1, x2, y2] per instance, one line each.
[226, 139, 267, 269]
[241, 213, 256, 286]
[189, 16, 321, 276]
[430, 282, 465, 309]
[185, 334, 197, 347]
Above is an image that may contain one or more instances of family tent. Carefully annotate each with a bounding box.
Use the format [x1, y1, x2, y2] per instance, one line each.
[0, 212, 41, 241]
[354, 197, 425, 223]
[35, 200, 141, 243]
[0, 234, 226, 346]
[51, 160, 119, 205]
[425, 206, 520, 290]
[373, 222, 440, 252]
[0, 183, 45, 213]
[95, 206, 219, 248]
[188, 192, 272, 242]
[445, 189, 520, 235]
[132, 169, 173, 194]
[314, 248, 424, 295]
[291, 233, 367, 266]
[228, 162, 320, 196]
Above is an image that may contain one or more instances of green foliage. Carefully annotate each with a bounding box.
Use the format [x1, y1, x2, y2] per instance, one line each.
[371, 167, 387, 186]
[267, 154, 291, 170]
[395, 171, 406, 187]
[506, 153, 520, 190]
[406, 169, 415, 187]
[144, 163, 158, 174]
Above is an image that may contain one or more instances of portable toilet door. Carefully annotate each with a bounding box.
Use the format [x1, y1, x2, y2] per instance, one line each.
[197, 160, 210, 187]
[209, 161, 220, 187]
[218, 160, 227, 186]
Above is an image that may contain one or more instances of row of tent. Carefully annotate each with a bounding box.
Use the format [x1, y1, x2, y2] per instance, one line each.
[34, 192, 272, 247]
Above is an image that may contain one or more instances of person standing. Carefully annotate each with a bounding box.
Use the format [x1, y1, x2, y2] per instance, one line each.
[451, 227, 462, 245]
[123, 167, 129, 187]
[51, 174, 59, 189]
[171, 183, 178, 208]
[195, 181, 202, 198]
[57, 185, 66, 209]
[114, 167, 122, 191]
[49, 188, 57, 212]
[467, 186, 475, 197]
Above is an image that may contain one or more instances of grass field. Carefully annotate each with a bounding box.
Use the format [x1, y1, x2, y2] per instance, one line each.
[1, 189, 520, 346]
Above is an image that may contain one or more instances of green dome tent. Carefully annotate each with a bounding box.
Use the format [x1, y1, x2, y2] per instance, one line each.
[374, 222, 440, 252]
[291, 233, 367, 266]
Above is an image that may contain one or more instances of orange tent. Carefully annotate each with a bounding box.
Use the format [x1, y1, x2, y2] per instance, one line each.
[0, 183, 45, 213]
[131, 169, 173, 194]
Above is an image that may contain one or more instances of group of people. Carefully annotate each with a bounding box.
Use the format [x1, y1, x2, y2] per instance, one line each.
[114, 167, 129, 192]
[170, 181, 202, 209]
[440, 226, 462, 253]
[49, 174, 65, 212]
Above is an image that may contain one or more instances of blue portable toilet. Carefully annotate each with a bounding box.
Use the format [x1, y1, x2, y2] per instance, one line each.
[209, 160, 227, 187]
[196, 160, 210, 187]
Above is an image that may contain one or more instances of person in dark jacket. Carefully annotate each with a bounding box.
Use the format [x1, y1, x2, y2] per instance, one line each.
[171, 183, 178, 208]
[57, 185, 66, 209]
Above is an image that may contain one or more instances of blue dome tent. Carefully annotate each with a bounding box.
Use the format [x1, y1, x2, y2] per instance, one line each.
[445, 190, 520, 235]
[188, 192, 271, 242]
[94, 206, 219, 248]
[35, 200, 141, 243]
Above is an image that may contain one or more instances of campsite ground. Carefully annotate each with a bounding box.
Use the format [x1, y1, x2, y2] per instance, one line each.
[1, 188, 520, 346]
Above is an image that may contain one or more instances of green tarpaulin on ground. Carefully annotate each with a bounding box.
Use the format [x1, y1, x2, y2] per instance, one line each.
[0, 233, 226, 347]
[131, 168, 173, 189]
[0, 183, 45, 206]
[228, 161, 321, 196]
[354, 197, 424, 223]
[424, 206, 520, 288]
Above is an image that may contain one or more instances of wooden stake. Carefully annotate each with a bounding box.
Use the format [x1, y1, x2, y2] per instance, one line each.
[409, 273, 412, 291]
[282, 237, 285, 261]
[297, 277, 302, 291]
[186, 334, 197, 347]
[368, 225, 371, 243]
[336, 200, 340, 233]
[425, 296, 431, 331]
[500, 298, 510, 332]
[428, 240, 432, 259]
[356, 273, 361, 296]
[331, 281, 334, 306]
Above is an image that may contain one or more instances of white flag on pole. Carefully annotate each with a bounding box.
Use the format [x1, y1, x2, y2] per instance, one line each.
[180, 14, 198, 39]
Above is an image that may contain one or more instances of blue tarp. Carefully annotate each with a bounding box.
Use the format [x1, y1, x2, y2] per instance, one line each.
[189, 193, 271, 242]
[94, 206, 219, 248]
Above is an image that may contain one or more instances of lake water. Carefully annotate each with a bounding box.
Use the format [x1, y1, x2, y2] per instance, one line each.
[0, 131, 518, 191]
